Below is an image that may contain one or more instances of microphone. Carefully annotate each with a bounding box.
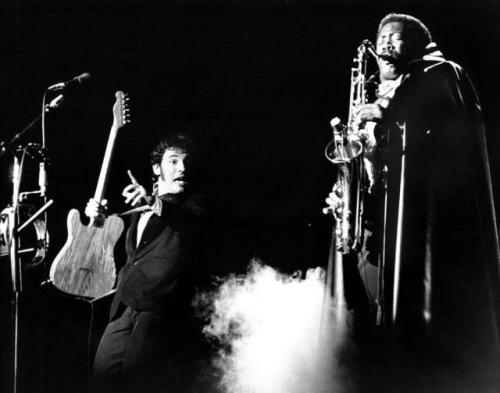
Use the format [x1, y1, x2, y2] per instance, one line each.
[47, 73, 91, 92]
[45, 94, 65, 112]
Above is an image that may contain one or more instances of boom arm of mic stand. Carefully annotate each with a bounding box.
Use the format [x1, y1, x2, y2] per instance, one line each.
[0, 95, 63, 159]
[17, 199, 54, 233]
[0, 114, 42, 158]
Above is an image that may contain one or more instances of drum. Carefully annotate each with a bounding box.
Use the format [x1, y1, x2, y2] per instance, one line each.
[0, 204, 49, 267]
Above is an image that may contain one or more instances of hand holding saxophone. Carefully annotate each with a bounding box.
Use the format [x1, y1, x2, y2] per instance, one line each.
[353, 103, 385, 126]
[352, 104, 383, 156]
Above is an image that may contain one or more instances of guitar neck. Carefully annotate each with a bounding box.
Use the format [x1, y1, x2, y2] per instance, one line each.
[94, 124, 119, 202]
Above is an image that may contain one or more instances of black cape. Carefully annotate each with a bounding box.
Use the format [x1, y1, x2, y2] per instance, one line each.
[381, 55, 500, 365]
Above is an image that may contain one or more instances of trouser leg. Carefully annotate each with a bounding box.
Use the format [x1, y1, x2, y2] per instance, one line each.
[92, 306, 190, 393]
[91, 308, 135, 393]
[121, 311, 165, 393]
[357, 228, 380, 316]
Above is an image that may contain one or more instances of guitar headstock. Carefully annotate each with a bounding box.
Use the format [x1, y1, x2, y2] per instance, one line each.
[112, 91, 131, 130]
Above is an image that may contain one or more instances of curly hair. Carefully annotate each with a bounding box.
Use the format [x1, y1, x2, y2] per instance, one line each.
[150, 133, 195, 166]
[378, 13, 432, 57]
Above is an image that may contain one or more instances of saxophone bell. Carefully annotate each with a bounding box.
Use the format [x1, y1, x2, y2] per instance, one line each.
[324, 117, 364, 164]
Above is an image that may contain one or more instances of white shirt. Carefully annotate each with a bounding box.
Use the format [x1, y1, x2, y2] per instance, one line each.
[136, 211, 155, 247]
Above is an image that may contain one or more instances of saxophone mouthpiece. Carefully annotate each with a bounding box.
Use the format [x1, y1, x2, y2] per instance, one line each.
[362, 39, 374, 48]
[360, 39, 380, 60]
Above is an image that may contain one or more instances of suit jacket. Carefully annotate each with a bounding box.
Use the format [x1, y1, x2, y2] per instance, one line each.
[109, 192, 206, 320]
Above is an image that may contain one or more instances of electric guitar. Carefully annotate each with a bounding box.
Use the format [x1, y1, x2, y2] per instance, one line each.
[49, 91, 130, 298]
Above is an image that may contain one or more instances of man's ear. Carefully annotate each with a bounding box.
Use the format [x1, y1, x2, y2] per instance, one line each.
[152, 164, 160, 176]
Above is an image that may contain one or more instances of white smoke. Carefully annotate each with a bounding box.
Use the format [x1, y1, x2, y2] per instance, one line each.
[196, 259, 351, 393]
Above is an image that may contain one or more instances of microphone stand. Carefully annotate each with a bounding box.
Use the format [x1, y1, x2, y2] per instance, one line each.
[2, 93, 61, 393]
[8, 150, 22, 393]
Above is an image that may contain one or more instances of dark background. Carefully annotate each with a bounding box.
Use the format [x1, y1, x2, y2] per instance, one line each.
[1, 1, 500, 392]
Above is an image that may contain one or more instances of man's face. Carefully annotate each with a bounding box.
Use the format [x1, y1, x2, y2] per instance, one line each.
[153, 148, 189, 195]
[376, 22, 413, 81]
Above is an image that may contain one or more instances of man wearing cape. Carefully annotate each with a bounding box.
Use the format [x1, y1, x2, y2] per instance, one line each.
[327, 13, 500, 391]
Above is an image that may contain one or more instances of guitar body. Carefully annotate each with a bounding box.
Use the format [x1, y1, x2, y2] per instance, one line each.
[50, 209, 124, 298]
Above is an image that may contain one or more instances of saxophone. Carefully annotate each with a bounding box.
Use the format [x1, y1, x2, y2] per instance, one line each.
[324, 39, 378, 254]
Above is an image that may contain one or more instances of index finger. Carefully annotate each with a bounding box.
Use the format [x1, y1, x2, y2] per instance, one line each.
[127, 170, 139, 185]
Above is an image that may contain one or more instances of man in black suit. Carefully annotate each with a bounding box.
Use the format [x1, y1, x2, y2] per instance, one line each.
[87, 133, 206, 393]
